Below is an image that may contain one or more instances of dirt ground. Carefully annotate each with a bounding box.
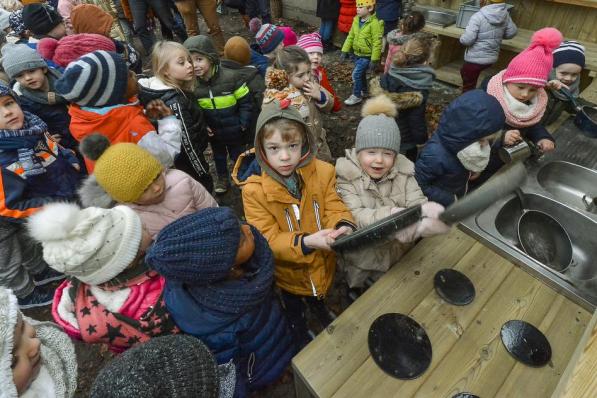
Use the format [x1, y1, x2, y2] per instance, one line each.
[22, 9, 460, 397]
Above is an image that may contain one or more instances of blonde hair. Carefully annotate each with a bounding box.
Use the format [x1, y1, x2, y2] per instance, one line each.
[151, 41, 195, 92]
[0, 0, 22, 12]
[392, 34, 433, 67]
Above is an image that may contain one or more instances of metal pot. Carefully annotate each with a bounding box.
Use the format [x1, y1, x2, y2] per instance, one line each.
[559, 88, 597, 138]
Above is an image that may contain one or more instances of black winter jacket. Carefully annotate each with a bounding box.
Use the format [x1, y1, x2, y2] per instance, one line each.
[317, 0, 340, 19]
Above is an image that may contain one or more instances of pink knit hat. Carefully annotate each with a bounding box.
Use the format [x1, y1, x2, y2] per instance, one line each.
[280, 26, 298, 46]
[38, 33, 116, 68]
[502, 27, 563, 87]
[297, 32, 323, 54]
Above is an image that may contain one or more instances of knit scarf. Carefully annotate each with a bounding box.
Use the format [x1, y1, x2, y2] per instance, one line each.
[0, 111, 49, 177]
[387, 65, 436, 90]
[486, 70, 548, 128]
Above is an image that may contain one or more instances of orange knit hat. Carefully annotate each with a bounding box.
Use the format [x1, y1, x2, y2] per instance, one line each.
[224, 36, 251, 66]
[71, 4, 113, 37]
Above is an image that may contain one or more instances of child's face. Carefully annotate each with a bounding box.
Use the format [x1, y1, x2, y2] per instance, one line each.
[165, 49, 194, 83]
[233, 224, 255, 266]
[263, 129, 303, 176]
[0, 95, 24, 130]
[356, 6, 373, 17]
[288, 62, 311, 90]
[190, 53, 212, 79]
[14, 68, 48, 91]
[357, 148, 397, 179]
[308, 51, 322, 70]
[47, 22, 66, 39]
[505, 83, 539, 103]
[125, 70, 139, 100]
[134, 173, 166, 205]
[555, 63, 582, 87]
[12, 314, 42, 395]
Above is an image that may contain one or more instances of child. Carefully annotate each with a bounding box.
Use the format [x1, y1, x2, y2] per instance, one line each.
[251, 20, 285, 65]
[184, 35, 254, 194]
[138, 41, 214, 192]
[54, 50, 182, 172]
[335, 95, 449, 298]
[0, 83, 81, 308]
[297, 32, 342, 112]
[78, 134, 217, 238]
[384, 10, 425, 74]
[37, 33, 117, 68]
[146, 207, 296, 396]
[316, 0, 340, 51]
[264, 46, 335, 163]
[28, 202, 180, 352]
[415, 89, 505, 207]
[233, 100, 356, 348]
[22, 3, 66, 41]
[459, 0, 517, 92]
[340, 0, 384, 105]
[0, 288, 77, 397]
[380, 34, 435, 161]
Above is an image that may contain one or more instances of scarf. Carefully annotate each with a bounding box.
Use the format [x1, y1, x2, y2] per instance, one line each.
[16, 68, 68, 106]
[388, 65, 436, 90]
[487, 70, 548, 128]
[548, 69, 581, 101]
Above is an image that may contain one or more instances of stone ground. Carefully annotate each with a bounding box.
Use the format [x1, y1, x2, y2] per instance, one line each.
[23, 9, 460, 397]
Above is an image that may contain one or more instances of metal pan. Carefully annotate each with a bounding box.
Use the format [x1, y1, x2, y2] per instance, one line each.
[559, 88, 597, 138]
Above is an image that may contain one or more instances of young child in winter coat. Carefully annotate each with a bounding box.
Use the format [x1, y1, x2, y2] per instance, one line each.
[233, 100, 356, 348]
[297, 32, 342, 112]
[336, 95, 450, 299]
[138, 40, 214, 192]
[0, 288, 78, 397]
[28, 203, 180, 353]
[22, 3, 66, 42]
[0, 83, 81, 309]
[459, 0, 517, 92]
[55, 50, 182, 173]
[184, 35, 254, 194]
[146, 207, 296, 397]
[250, 19, 286, 67]
[78, 134, 217, 239]
[264, 46, 335, 163]
[415, 89, 505, 207]
[340, 0, 384, 105]
[380, 34, 435, 161]
[384, 10, 425, 74]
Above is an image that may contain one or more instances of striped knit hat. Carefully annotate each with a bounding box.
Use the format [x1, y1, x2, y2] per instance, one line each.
[255, 23, 284, 54]
[553, 40, 585, 68]
[297, 32, 324, 54]
[55, 50, 129, 107]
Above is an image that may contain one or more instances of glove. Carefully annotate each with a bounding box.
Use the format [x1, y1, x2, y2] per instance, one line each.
[416, 202, 451, 238]
[368, 62, 377, 73]
[340, 52, 349, 62]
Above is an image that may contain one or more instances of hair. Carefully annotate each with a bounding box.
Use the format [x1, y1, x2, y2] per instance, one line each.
[401, 11, 426, 35]
[260, 117, 306, 143]
[151, 41, 195, 92]
[392, 34, 433, 67]
[274, 45, 311, 75]
[0, 0, 22, 11]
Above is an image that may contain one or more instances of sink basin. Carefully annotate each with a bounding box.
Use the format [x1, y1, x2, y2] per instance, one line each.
[415, 8, 457, 27]
[537, 161, 597, 213]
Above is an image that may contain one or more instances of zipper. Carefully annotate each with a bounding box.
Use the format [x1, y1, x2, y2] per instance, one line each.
[284, 208, 294, 232]
[247, 352, 255, 383]
[313, 200, 322, 230]
[309, 277, 318, 297]
[292, 204, 301, 228]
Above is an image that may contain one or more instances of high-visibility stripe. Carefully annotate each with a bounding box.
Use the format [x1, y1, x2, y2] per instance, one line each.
[0, 170, 39, 219]
[197, 84, 249, 110]
[233, 83, 249, 99]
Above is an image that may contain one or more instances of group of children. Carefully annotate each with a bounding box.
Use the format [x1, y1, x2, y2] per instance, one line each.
[0, 0, 593, 397]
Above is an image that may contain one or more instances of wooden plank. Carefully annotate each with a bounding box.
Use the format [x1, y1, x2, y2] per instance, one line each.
[548, 0, 597, 9]
[292, 230, 477, 397]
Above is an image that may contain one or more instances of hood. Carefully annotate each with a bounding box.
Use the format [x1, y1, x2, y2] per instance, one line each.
[231, 148, 262, 187]
[183, 35, 219, 64]
[136, 75, 177, 105]
[68, 101, 145, 139]
[480, 3, 509, 25]
[435, 89, 505, 154]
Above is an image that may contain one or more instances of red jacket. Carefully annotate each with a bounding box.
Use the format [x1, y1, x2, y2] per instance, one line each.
[338, 0, 357, 33]
[315, 65, 342, 112]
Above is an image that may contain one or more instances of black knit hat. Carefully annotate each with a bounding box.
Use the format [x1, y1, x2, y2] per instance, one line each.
[90, 335, 220, 398]
[22, 4, 63, 36]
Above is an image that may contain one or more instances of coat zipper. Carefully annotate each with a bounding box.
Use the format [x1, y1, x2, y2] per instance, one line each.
[247, 352, 255, 383]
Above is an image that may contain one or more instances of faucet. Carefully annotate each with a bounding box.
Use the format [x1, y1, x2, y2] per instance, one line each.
[582, 194, 597, 212]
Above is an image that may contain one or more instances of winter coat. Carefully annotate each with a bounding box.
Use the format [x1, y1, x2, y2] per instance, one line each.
[250, 44, 269, 77]
[375, 0, 401, 22]
[317, 0, 340, 20]
[415, 90, 505, 207]
[459, 3, 517, 65]
[137, 76, 212, 183]
[341, 14, 384, 62]
[338, 0, 356, 33]
[314, 65, 342, 112]
[0, 112, 81, 222]
[336, 149, 426, 282]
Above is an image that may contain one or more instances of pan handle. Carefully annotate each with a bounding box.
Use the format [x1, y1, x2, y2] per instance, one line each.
[514, 188, 526, 210]
[558, 87, 582, 111]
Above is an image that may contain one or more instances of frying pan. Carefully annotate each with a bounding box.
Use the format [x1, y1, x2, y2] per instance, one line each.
[559, 88, 597, 138]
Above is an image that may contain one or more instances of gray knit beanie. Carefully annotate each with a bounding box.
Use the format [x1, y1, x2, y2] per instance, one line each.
[355, 95, 401, 153]
[1, 43, 47, 80]
[90, 335, 221, 398]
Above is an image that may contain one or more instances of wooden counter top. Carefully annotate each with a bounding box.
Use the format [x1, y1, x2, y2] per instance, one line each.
[293, 230, 591, 398]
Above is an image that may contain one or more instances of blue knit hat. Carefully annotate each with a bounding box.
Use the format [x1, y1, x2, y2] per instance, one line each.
[55, 50, 128, 107]
[0, 82, 18, 102]
[146, 207, 241, 284]
[553, 40, 585, 68]
[9, 10, 26, 36]
[255, 23, 284, 54]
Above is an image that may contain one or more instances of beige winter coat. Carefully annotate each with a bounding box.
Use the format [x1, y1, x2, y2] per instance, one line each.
[335, 149, 427, 287]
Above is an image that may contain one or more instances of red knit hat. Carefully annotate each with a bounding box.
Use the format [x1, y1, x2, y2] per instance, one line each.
[280, 26, 297, 47]
[502, 27, 563, 87]
[297, 32, 323, 54]
[37, 33, 116, 68]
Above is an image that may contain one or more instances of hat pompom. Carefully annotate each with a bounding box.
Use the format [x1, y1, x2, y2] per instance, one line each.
[530, 27, 563, 52]
[37, 37, 59, 60]
[361, 94, 397, 118]
[80, 133, 110, 161]
[249, 17, 262, 34]
[28, 202, 81, 241]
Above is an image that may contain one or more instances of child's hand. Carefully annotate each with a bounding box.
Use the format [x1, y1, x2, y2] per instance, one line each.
[340, 52, 350, 63]
[547, 79, 568, 91]
[329, 225, 352, 240]
[368, 62, 377, 73]
[537, 139, 555, 153]
[303, 80, 322, 100]
[145, 100, 173, 119]
[503, 129, 522, 146]
[304, 229, 336, 251]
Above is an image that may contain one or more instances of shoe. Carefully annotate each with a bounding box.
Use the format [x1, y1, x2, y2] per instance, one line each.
[214, 176, 229, 194]
[18, 286, 55, 309]
[344, 94, 363, 106]
[33, 267, 65, 286]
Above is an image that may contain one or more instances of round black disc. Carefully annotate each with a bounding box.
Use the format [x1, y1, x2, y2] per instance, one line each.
[434, 269, 476, 306]
[451, 394, 480, 398]
[500, 320, 551, 367]
[368, 313, 432, 379]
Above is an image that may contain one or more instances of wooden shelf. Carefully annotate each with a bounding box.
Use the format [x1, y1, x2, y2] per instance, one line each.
[548, 0, 597, 9]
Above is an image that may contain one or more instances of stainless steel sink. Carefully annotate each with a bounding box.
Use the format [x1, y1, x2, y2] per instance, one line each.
[537, 161, 597, 213]
[413, 6, 457, 27]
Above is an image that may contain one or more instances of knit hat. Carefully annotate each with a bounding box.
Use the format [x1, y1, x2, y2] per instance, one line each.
[223, 36, 251, 66]
[553, 40, 585, 68]
[253, 21, 284, 54]
[55, 50, 129, 107]
[502, 27, 563, 87]
[8, 10, 25, 35]
[37, 34, 116, 68]
[297, 32, 323, 54]
[280, 26, 297, 47]
[70, 3, 113, 37]
[22, 3, 63, 36]
[0, 288, 19, 398]
[183, 35, 219, 64]
[0, 43, 46, 79]
[146, 207, 241, 284]
[79, 134, 163, 203]
[356, 0, 376, 7]
[356, 95, 400, 153]
[0, 9, 10, 31]
[90, 335, 220, 398]
[27, 202, 143, 285]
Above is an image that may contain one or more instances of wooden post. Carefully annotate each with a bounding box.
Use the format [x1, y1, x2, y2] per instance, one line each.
[271, 0, 283, 19]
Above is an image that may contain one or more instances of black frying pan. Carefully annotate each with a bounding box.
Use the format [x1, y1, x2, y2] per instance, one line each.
[559, 88, 597, 138]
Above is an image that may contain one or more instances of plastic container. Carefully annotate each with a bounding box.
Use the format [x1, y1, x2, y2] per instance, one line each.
[457, 1, 514, 29]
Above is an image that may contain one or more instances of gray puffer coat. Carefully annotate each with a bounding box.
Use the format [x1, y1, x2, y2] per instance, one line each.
[459, 3, 517, 65]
